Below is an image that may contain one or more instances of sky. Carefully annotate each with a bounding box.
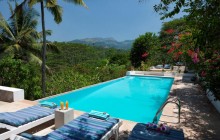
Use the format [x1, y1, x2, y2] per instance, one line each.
[0, 0, 185, 42]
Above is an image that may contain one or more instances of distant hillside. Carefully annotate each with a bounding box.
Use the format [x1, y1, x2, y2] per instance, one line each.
[69, 37, 133, 50]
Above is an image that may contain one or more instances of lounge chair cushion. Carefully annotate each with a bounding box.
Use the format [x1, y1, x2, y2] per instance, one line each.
[128, 123, 184, 140]
[45, 113, 119, 140]
[22, 113, 119, 140]
[0, 105, 54, 127]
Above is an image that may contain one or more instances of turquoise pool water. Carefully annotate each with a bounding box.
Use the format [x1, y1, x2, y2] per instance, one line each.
[40, 76, 174, 123]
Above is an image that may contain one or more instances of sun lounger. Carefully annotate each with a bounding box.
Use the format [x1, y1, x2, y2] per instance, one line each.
[0, 105, 55, 140]
[11, 113, 123, 140]
[128, 123, 184, 140]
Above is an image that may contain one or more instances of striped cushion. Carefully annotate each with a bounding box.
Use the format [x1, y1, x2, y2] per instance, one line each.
[0, 105, 54, 127]
[42, 113, 119, 140]
[128, 123, 184, 140]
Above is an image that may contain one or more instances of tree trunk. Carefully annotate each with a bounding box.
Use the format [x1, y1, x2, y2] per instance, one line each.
[40, 1, 46, 97]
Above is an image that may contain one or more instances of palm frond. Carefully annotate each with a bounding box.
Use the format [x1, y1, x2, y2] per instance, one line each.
[28, 0, 41, 7]
[8, 1, 14, 16]
[63, 0, 88, 8]
[11, 0, 28, 18]
[46, 4, 63, 24]
[2, 44, 16, 54]
[0, 45, 14, 59]
[22, 8, 39, 27]
[28, 52, 42, 65]
[25, 43, 42, 57]
[45, 0, 58, 8]
[36, 42, 60, 53]
[17, 27, 38, 40]
[46, 42, 60, 53]
[13, 43, 21, 51]
[38, 30, 52, 39]
[28, 52, 51, 73]
[9, 2, 19, 36]
[0, 13, 15, 40]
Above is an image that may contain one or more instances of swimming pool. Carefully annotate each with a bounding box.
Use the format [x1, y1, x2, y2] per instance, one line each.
[40, 76, 174, 123]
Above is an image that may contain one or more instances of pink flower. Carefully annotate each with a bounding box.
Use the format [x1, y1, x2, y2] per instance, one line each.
[192, 53, 200, 63]
[201, 71, 206, 77]
[142, 52, 149, 58]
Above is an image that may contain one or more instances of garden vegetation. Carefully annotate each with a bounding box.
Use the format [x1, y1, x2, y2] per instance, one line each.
[0, 0, 219, 100]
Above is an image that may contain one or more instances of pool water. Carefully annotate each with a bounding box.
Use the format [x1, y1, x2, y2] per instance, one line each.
[41, 76, 174, 123]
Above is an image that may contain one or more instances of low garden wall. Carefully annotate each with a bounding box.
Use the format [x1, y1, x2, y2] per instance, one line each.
[0, 86, 24, 102]
[126, 71, 175, 77]
[206, 89, 220, 113]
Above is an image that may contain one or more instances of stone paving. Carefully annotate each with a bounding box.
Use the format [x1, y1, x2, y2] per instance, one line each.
[169, 77, 220, 139]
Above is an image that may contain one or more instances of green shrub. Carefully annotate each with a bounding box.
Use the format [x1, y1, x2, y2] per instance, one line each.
[0, 58, 42, 100]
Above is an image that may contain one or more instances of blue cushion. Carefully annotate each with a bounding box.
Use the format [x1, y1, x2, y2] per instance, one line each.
[0, 105, 54, 127]
[128, 123, 184, 140]
[43, 113, 119, 140]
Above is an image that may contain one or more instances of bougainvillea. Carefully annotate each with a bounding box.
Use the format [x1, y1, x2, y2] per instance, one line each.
[155, 0, 220, 100]
[142, 52, 149, 58]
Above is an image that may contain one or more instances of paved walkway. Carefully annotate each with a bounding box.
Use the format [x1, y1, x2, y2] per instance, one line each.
[0, 100, 37, 113]
[173, 79, 220, 139]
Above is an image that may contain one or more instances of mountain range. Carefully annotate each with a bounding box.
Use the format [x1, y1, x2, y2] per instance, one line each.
[69, 37, 133, 50]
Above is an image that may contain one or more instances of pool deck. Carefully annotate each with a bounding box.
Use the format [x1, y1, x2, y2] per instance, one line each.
[0, 74, 220, 139]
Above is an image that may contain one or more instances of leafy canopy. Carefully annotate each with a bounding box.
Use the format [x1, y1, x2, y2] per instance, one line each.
[130, 32, 159, 68]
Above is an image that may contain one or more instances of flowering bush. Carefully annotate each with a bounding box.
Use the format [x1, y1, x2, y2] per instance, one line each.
[155, 0, 220, 101]
[198, 52, 220, 99]
[164, 27, 220, 100]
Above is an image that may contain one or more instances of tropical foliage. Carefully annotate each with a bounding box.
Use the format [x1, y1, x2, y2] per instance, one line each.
[15, 0, 87, 96]
[154, 0, 220, 99]
[0, 2, 56, 99]
[158, 18, 190, 65]
[0, 3, 58, 67]
[0, 3, 42, 64]
[46, 42, 129, 95]
[0, 57, 41, 100]
[130, 32, 159, 68]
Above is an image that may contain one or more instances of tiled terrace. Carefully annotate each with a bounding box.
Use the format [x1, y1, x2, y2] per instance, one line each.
[0, 74, 220, 139]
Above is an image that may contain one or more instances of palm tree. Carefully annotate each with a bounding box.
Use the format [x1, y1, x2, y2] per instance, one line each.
[0, 3, 39, 63]
[15, 0, 87, 97]
[0, 2, 58, 68]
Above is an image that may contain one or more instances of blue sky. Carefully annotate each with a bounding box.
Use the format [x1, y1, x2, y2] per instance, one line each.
[0, 0, 184, 41]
